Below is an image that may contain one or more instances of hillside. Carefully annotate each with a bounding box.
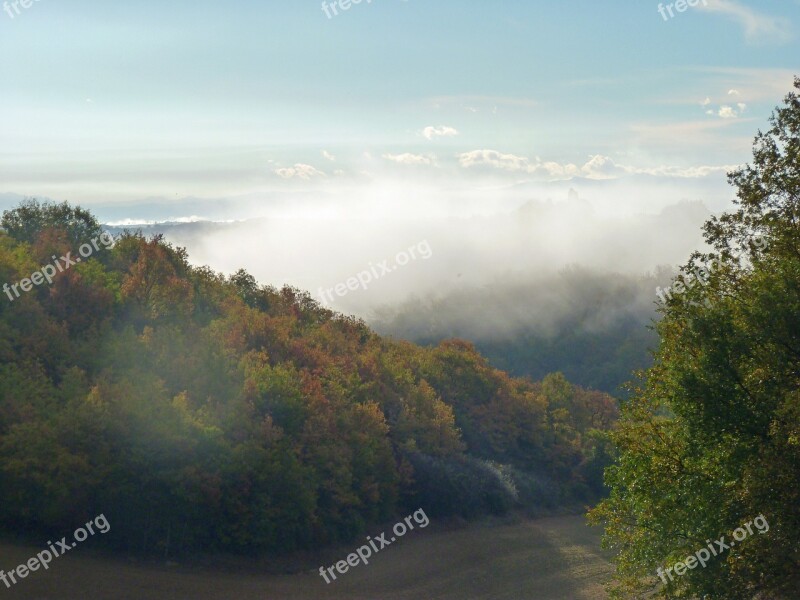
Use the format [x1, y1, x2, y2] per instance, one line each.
[0, 200, 618, 558]
[372, 268, 664, 395]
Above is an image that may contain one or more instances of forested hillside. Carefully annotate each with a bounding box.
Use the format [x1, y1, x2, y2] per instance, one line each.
[372, 269, 664, 395]
[0, 201, 617, 557]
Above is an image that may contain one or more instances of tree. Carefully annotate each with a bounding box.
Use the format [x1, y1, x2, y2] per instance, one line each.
[120, 235, 194, 323]
[1, 199, 103, 248]
[589, 78, 800, 598]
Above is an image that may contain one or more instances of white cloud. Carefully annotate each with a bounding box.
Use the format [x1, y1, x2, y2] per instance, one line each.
[322, 150, 336, 161]
[579, 155, 629, 180]
[422, 125, 459, 140]
[382, 153, 437, 166]
[458, 150, 605, 179]
[457, 149, 733, 181]
[456, 150, 622, 180]
[701, 96, 747, 119]
[457, 149, 533, 172]
[274, 164, 325, 180]
[696, 0, 791, 43]
[536, 161, 581, 179]
[701, 97, 712, 106]
[716, 103, 748, 119]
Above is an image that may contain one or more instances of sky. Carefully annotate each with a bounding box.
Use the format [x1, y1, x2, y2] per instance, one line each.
[1, 0, 798, 216]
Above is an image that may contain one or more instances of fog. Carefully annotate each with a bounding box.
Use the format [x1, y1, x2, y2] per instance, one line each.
[102, 177, 721, 323]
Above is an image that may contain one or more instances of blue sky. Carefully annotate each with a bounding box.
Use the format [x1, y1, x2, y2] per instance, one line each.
[0, 0, 798, 212]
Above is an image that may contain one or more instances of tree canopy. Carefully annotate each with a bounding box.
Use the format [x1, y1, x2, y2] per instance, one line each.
[589, 77, 800, 599]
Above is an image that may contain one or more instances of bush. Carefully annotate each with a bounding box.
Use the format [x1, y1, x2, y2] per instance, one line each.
[402, 452, 515, 518]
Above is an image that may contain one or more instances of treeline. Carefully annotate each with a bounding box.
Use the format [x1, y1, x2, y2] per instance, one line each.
[372, 267, 664, 395]
[0, 200, 618, 557]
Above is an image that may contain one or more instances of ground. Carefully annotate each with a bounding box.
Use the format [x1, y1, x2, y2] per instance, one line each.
[0, 515, 612, 600]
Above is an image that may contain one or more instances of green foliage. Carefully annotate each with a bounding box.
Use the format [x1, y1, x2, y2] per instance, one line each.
[403, 452, 516, 518]
[589, 77, 800, 599]
[1, 199, 103, 248]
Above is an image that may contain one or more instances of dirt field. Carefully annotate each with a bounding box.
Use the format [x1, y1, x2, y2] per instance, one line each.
[0, 515, 612, 600]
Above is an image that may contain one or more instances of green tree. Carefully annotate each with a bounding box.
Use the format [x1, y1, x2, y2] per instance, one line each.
[589, 78, 800, 598]
[1, 199, 103, 247]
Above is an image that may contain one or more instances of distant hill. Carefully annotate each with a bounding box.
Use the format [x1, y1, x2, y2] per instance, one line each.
[372, 267, 666, 395]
